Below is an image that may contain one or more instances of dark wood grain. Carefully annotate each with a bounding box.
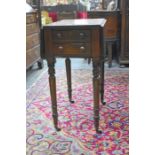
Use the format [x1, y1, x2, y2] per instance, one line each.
[107, 42, 113, 67]
[120, 0, 129, 65]
[26, 11, 43, 69]
[88, 10, 121, 67]
[65, 58, 74, 103]
[88, 11, 120, 40]
[42, 19, 106, 133]
[48, 58, 61, 131]
[92, 59, 102, 134]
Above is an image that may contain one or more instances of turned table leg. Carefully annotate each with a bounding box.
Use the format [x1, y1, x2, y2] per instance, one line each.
[92, 59, 102, 134]
[108, 42, 113, 68]
[116, 40, 120, 63]
[48, 58, 61, 131]
[65, 58, 74, 103]
[100, 59, 106, 105]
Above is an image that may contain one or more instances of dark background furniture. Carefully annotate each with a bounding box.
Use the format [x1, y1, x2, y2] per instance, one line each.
[26, 7, 43, 69]
[120, 0, 129, 65]
[88, 10, 121, 67]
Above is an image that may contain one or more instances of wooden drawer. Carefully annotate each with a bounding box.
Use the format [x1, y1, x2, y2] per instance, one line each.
[26, 13, 38, 24]
[52, 43, 91, 56]
[52, 30, 90, 42]
[26, 23, 39, 36]
[26, 45, 40, 67]
[26, 33, 40, 50]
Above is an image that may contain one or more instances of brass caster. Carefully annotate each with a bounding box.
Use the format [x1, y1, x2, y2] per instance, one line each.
[96, 130, 102, 134]
[56, 128, 61, 131]
[101, 100, 106, 105]
[70, 100, 75, 104]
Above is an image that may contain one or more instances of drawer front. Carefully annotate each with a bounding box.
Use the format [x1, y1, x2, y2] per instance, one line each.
[52, 43, 91, 56]
[26, 23, 39, 35]
[26, 33, 40, 50]
[26, 13, 37, 24]
[26, 45, 40, 67]
[52, 30, 90, 42]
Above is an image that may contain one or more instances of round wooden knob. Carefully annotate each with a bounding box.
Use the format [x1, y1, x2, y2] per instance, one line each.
[80, 32, 84, 37]
[80, 46, 85, 50]
[58, 46, 63, 50]
[57, 33, 62, 38]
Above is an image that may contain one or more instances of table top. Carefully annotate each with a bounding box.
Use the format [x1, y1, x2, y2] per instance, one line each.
[43, 18, 106, 28]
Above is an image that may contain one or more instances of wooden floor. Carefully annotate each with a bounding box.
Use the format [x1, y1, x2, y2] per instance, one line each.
[26, 58, 122, 89]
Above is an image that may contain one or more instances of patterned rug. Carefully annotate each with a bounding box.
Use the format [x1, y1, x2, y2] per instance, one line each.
[26, 68, 129, 155]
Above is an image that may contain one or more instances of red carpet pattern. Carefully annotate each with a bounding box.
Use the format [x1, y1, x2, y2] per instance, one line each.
[26, 69, 129, 155]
